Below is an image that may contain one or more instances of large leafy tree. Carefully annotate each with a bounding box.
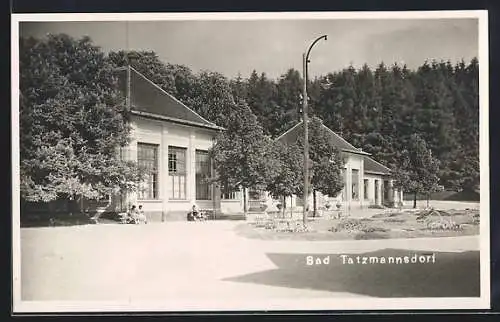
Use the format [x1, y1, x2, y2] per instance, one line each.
[187, 71, 238, 128]
[396, 134, 441, 208]
[245, 70, 283, 137]
[19, 34, 141, 205]
[448, 58, 479, 191]
[209, 101, 279, 216]
[266, 141, 303, 218]
[295, 117, 345, 217]
[275, 69, 304, 135]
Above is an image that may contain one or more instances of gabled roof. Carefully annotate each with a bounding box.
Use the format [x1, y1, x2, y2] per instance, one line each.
[276, 120, 392, 175]
[364, 157, 391, 175]
[275, 120, 370, 156]
[116, 66, 223, 131]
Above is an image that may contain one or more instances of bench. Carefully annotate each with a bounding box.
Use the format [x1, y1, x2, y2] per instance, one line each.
[199, 209, 216, 220]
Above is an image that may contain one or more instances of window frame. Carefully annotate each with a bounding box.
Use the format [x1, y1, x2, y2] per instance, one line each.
[137, 142, 159, 200]
[168, 146, 187, 200]
[195, 149, 212, 201]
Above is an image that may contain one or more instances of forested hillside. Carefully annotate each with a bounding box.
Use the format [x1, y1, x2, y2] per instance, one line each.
[19, 31, 479, 201]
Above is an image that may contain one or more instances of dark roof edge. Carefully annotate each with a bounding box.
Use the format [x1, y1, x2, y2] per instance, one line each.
[365, 170, 392, 176]
[274, 121, 303, 141]
[128, 66, 220, 128]
[321, 123, 371, 156]
[341, 148, 371, 156]
[131, 110, 224, 131]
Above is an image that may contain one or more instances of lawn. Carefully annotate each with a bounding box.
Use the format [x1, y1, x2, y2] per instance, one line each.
[234, 208, 480, 241]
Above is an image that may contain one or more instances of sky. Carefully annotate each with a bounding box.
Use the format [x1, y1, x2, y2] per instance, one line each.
[19, 17, 479, 80]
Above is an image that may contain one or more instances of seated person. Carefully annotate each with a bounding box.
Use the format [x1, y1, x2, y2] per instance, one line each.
[187, 204, 199, 221]
[137, 205, 147, 224]
[127, 205, 139, 224]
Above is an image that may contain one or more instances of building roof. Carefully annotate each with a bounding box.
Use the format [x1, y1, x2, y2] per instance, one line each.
[275, 120, 370, 156]
[364, 156, 392, 175]
[116, 66, 223, 131]
[276, 120, 392, 176]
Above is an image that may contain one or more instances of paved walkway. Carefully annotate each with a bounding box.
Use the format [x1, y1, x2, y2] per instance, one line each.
[19, 221, 480, 305]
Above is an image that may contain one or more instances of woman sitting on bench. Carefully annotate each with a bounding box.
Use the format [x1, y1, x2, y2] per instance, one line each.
[187, 204, 199, 221]
[126, 205, 139, 224]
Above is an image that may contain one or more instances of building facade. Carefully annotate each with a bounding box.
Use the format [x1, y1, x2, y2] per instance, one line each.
[101, 66, 402, 221]
[106, 66, 227, 221]
[257, 121, 404, 213]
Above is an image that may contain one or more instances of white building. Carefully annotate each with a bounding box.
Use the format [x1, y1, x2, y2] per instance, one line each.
[106, 66, 226, 221]
[102, 66, 402, 221]
[261, 120, 404, 213]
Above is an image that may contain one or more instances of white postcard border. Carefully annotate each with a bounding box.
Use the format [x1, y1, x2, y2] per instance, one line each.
[11, 10, 490, 313]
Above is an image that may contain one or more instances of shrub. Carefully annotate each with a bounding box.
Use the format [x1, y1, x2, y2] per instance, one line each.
[272, 219, 311, 233]
[362, 226, 389, 233]
[424, 218, 463, 231]
[331, 218, 367, 233]
[383, 217, 406, 223]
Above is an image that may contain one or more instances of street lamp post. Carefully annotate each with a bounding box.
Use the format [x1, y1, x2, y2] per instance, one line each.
[302, 35, 327, 226]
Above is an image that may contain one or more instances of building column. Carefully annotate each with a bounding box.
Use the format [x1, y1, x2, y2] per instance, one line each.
[188, 131, 196, 205]
[359, 158, 365, 208]
[376, 180, 382, 206]
[161, 124, 169, 220]
[126, 124, 138, 210]
[368, 179, 373, 205]
[388, 179, 395, 205]
[345, 164, 352, 210]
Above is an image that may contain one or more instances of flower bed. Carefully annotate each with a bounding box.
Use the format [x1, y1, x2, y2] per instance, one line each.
[235, 207, 479, 241]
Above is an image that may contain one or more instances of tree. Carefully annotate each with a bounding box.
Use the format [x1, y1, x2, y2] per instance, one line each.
[295, 117, 345, 217]
[266, 142, 303, 218]
[448, 58, 479, 191]
[411, 60, 460, 189]
[396, 134, 441, 208]
[209, 101, 279, 216]
[245, 70, 282, 136]
[275, 69, 304, 135]
[187, 71, 239, 128]
[310, 156, 345, 217]
[19, 34, 142, 207]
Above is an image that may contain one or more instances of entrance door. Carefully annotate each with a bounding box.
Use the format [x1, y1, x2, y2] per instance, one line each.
[374, 180, 379, 205]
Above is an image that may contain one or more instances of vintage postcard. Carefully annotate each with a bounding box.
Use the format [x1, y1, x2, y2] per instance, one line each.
[11, 10, 490, 313]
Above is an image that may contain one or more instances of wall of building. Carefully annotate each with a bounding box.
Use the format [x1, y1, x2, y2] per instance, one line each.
[364, 173, 384, 206]
[115, 117, 400, 220]
[117, 116, 218, 221]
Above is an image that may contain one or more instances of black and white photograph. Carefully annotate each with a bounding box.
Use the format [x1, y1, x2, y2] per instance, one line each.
[11, 11, 490, 312]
